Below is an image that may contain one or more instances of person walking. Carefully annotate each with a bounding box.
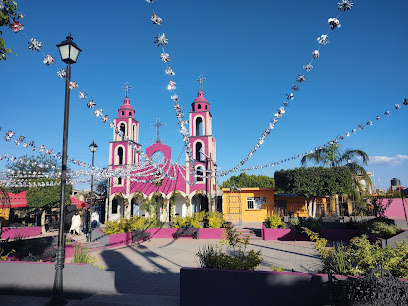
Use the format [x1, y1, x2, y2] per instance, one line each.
[69, 211, 82, 235]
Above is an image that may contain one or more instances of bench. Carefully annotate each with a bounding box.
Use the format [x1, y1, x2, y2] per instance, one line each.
[131, 229, 151, 244]
[328, 264, 408, 305]
[173, 227, 199, 239]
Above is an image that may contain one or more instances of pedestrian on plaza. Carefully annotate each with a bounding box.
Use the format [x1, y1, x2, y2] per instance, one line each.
[69, 211, 81, 235]
[91, 210, 99, 229]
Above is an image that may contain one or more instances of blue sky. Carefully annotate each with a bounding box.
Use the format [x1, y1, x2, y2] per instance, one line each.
[1, 0, 407, 190]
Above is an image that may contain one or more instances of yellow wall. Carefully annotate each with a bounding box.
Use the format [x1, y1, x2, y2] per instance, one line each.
[0, 207, 10, 226]
[223, 188, 274, 222]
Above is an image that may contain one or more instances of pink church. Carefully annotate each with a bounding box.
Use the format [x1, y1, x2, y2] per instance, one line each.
[106, 89, 217, 222]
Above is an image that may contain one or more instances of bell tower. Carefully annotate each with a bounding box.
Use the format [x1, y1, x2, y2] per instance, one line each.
[187, 75, 217, 210]
[108, 83, 141, 192]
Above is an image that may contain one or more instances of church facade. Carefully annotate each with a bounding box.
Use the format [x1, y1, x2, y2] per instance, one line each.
[106, 89, 217, 222]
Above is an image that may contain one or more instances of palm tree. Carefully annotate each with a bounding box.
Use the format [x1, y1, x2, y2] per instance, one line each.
[301, 144, 371, 214]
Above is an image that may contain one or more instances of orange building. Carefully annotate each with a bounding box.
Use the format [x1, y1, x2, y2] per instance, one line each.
[222, 188, 330, 223]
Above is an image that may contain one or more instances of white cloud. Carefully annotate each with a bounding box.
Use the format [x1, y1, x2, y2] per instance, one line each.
[368, 154, 408, 166]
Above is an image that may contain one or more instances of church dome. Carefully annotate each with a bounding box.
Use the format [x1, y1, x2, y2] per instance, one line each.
[193, 90, 208, 103]
[119, 97, 134, 110]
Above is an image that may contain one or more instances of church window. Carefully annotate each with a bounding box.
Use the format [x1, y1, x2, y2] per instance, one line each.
[118, 147, 124, 165]
[197, 166, 204, 182]
[205, 105, 207, 110]
[197, 104, 202, 110]
[195, 142, 203, 161]
[120, 123, 126, 140]
[129, 112, 132, 116]
[132, 125, 136, 141]
[118, 177, 122, 185]
[195, 117, 203, 136]
[121, 111, 124, 116]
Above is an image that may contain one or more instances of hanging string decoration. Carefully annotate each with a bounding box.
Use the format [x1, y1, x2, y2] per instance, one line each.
[403, 98, 408, 106]
[57, 69, 66, 79]
[168, 80, 176, 90]
[165, 67, 175, 76]
[94, 108, 103, 117]
[292, 85, 299, 91]
[328, 18, 341, 30]
[87, 100, 96, 108]
[151, 13, 162, 25]
[78, 92, 88, 99]
[102, 115, 109, 123]
[69, 81, 78, 90]
[160, 53, 170, 62]
[171, 94, 179, 102]
[154, 33, 168, 47]
[394, 104, 401, 110]
[296, 75, 306, 83]
[43, 54, 55, 65]
[10, 21, 24, 32]
[317, 35, 329, 45]
[28, 38, 42, 51]
[312, 50, 320, 59]
[337, 0, 353, 12]
[304, 64, 313, 71]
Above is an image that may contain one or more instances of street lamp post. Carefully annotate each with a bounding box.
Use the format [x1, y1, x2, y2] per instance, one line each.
[88, 140, 98, 242]
[50, 33, 81, 305]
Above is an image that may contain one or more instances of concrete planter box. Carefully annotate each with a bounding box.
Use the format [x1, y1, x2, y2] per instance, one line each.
[319, 229, 362, 242]
[1, 226, 41, 240]
[0, 261, 114, 299]
[180, 268, 330, 306]
[198, 228, 225, 239]
[261, 224, 309, 241]
[145, 228, 178, 238]
[108, 232, 132, 248]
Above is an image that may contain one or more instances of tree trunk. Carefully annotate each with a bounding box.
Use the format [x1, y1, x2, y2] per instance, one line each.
[304, 199, 311, 216]
[41, 209, 46, 234]
[335, 194, 340, 215]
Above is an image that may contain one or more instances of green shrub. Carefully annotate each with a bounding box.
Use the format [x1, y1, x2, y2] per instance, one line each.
[196, 225, 263, 271]
[304, 228, 408, 278]
[264, 215, 285, 229]
[171, 211, 206, 228]
[103, 216, 160, 235]
[300, 217, 322, 232]
[270, 265, 284, 272]
[73, 244, 103, 269]
[289, 218, 300, 228]
[0, 247, 15, 261]
[207, 212, 227, 228]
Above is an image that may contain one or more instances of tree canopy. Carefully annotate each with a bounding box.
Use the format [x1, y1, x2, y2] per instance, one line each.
[0, 0, 23, 60]
[300, 143, 371, 192]
[220, 173, 275, 189]
[274, 167, 353, 217]
[26, 179, 72, 209]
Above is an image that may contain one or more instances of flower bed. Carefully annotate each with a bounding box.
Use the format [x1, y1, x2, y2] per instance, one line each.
[198, 228, 225, 239]
[1, 226, 41, 240]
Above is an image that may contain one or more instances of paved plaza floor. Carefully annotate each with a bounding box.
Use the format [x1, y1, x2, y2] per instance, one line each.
[92, 237, 321, 297]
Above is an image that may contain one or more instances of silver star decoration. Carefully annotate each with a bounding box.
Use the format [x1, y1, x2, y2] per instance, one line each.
[14, 140, 20, 145]
[102, 115, 109, 123]
[28, 38, 42, 52]
[109, 121, 115, 128]
[165, 67, 175, 76]
[352, 129, 356, 133]
[154, 33, 168, 47]
[18, 136, 25, 142]
[312, 50, 320, 59]
[403, 98, 408, 106]
[6, 130, 15, 138]
[283, 101, 289, 107]
[338, 0, 353, 12]
[317, 35, 329, 45]
[367, 120, 372, 126]
[87, 100, 96, 108]
[160, 53, 170, 62]
[376, 116, 380, 120]
[94, 108, 103, 117]
[303, 64, 313, 71]
[358, 124, 364, 130]
[394, 104, 401, 110]
[296, 75, 306, 83]
[286, 93, 294, 100]
[384, 110, 390, 116]
[171, 94, 179, 102]
[146, 0, 153, 3]
[57, 69, 66, 79]
[78, 92, 88, 99]
[328, 18, 341, 30]
[292, 85, 299, 91]
[23, 143, 28, 148]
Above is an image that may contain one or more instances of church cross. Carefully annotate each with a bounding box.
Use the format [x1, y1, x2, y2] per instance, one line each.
[196, 74, 207, 90]
[121, 82, 133, 97]
[150, 118, 167, 143]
